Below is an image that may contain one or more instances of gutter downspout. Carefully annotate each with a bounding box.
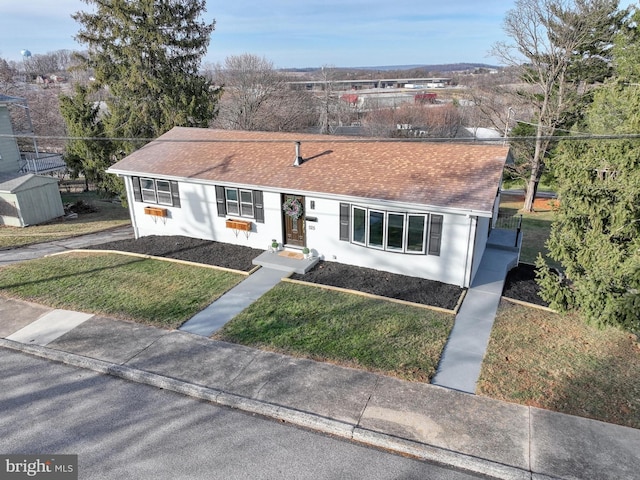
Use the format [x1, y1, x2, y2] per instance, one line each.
[463, 215, 477, 288]
[124, 176, 140, 239]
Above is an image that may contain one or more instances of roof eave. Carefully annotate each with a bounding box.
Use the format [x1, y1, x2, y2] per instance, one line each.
[109, 168, 495, 217]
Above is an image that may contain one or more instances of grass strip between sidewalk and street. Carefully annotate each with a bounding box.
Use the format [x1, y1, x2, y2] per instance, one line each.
[213, 282, 454, 382]
[0, 252, 243, 329]
[477, 301, 640, 429]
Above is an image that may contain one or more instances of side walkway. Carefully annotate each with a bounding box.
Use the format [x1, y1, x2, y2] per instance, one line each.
[0, 226, 134, 266]
[432, 247, 519, 393]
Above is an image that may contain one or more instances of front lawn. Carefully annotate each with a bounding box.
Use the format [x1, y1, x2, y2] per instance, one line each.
[214, 282, 454, 382]
[0, 252, 243, 329]
[477, 301, 640, 429]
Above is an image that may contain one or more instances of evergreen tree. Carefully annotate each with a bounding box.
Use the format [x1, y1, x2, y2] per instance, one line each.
[59, 85, 117, 194]
[71, 0, 220, 153]
[536, 9, 640, 332]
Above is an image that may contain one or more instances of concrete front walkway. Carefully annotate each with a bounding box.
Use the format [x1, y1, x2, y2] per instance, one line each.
[432, 246, 519, 393]
[179, 267, 289, 337]
[179, 250, 320, 337]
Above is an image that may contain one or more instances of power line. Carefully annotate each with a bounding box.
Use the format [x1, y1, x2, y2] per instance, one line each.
[2, 132, 640, 144]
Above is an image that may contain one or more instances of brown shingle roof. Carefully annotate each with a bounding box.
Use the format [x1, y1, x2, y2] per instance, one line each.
[109, 127, 510, 214]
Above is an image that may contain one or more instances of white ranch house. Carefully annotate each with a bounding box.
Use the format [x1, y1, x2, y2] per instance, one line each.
[108, 127, 513, 288]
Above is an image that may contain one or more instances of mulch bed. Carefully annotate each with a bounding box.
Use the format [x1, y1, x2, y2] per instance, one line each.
[89, 235, 547, 309]
[291, 261, 463, 311]
[87, 235, 262, 272]
[502, 263, 549, 307]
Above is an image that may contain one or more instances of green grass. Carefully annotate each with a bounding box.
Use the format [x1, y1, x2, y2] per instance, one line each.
[0, 252, 243, 329]
[478, 301, 640, 429]
[0, 192, 131, 249]
[214, 282, 454, 382]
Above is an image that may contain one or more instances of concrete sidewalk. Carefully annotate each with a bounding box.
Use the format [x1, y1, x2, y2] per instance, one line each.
[1, 297, 639, 480]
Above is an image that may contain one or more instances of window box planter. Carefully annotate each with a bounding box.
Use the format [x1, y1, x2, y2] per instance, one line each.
[144, 206, 168, 217]
[225, 219, 252, 231]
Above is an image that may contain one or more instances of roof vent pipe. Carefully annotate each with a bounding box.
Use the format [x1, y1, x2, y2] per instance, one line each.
[294, 141, 302, 166]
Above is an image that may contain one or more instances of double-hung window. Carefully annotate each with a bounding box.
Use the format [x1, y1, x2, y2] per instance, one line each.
[215, 186, 264, 223]
[133, 177, 180, 208]
[346, 205, 442, 255]
[225, 188, 254, 218]
[155, 180, 173, 205]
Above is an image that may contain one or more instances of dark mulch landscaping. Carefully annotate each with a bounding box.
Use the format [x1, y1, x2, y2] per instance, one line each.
[502, 263, 549, 307]
[89, 235, 546, 309]
[291, 261, 464, 311]
[88, 235, 262, 272]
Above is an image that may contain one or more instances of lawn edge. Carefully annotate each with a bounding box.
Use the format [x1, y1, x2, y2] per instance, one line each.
[283, 277, 458, 315]
[500, 295, 556, 313]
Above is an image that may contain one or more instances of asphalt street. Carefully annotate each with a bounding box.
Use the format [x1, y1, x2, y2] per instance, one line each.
[0, 349, 488, 480]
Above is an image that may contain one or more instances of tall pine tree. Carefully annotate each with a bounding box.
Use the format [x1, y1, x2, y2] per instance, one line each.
[67, 0, 220, 168]
[59, 85, 115, 193]
[536, 8, 640, 332]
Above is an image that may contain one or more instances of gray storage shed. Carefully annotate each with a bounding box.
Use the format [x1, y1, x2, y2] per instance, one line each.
[0, 173, 64, 226]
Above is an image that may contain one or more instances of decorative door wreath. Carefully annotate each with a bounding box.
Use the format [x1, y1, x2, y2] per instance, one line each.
[282, 197, 303, 220]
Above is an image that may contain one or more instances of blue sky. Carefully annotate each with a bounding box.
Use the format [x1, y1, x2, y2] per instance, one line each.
[0, 1, 635, 69]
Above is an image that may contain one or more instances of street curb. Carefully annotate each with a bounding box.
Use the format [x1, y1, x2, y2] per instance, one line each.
[0, 338, 533, 480]
[352, 429, 531, 480]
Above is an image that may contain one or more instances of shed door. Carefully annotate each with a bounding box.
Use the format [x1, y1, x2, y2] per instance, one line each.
[283, 194, 305, 247]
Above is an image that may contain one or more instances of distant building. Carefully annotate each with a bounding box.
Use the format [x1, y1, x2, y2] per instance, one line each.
[288, 77, 452, 91]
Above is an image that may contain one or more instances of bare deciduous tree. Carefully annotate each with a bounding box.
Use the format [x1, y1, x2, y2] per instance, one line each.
[492, 0, 627, 211]
[213, 54, 282, 131]
[0, 57, 19, 93]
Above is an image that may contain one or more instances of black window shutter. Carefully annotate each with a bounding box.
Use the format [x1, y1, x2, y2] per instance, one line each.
[215, 185, 226, 217]
[132, 177, 142, 202]
[428, 214, 443, 256]
[170, 181, 181, 208]
[339, 203, 350, 241]
[253, 190, 264, 223]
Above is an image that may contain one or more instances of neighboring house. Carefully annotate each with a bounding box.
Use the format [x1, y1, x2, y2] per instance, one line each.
[0, 97, 64, 226]
[108, 127, 512, 287]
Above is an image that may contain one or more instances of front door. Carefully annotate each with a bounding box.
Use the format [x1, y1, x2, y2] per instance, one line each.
[283, 194, 305, 247]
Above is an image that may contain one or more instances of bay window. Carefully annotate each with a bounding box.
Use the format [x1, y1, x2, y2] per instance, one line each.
[347, 205, 442, 255]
